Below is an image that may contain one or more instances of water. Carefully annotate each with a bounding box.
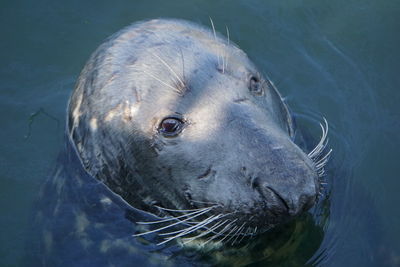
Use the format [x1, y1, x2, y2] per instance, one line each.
[1, 0, 399, 266]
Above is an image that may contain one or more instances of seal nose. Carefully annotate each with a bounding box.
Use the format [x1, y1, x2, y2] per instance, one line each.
[258, 182, 316, 216]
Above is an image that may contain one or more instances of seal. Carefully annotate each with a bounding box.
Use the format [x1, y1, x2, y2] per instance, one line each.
[67, 18, 331, 245]
[30, 18, 332, 266]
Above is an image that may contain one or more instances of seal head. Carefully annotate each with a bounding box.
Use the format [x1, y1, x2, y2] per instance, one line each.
[68, 19, 321, 240]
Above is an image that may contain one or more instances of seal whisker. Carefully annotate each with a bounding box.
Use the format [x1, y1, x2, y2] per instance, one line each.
[159, 211, 231, 237]
[189, 200, 219, 206]
[218, 225, 238, 244]
[132, 207, 213, 237]
[205, 214, 237, 237]
[198, 215, 236, 240]
[182, 219, 230, 245]
[203, 220, 236, 245]
[154, 205, 215, 213]
[213, 218, 238, 237]
[157, 214, 223, 245]
[150, 52, 185, 88]
[231, 223, 246, 245]
[222, 53, 225, 73]
[179, 48, 186, 83]
[315, 153, 332, 177]
[209, 17, 222, 70]
[136, 206, 213, 225]
[226, 25, 230, 46]
[223, 25, 230, 72]
[253, 226, 258, 237]
[308, 118, 329, 159]
[308, 118, 333, 182]
[228, 223, 245, 244]
[318, 138, 330, 156]
[158, 214, 220, 237]
[181, 213, 235, 234]
[315, 149, 333, 167]
[316, 159, 329, 170]
[238, 226, 251, 243]
[141, 69, 181, 93]
[158, 217, 211, 236]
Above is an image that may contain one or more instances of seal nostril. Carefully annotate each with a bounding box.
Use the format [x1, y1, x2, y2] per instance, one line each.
[301, 193, 316, 212]
[264, 186, 290, 213]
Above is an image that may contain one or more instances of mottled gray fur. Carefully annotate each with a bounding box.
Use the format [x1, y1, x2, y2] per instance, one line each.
[67, 18, 327, 241]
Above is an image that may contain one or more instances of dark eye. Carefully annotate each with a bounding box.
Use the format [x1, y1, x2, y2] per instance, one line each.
[159, 117, 184, 137]
[249, 76, 263, 95]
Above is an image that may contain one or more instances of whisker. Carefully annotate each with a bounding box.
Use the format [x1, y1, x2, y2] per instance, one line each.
[162, 212, 232, 237]
[308, 118, 329, 159]
[136, 206, 212, 225]
[150, 52, 185, 88]
[189, 214, 235, 237]
[209, 17, 217, 41]
[182, 219, 230, 245]
[231, 223, 246, 245]
[209, 17, 222, 70]
[224, 25, 230, 71]
[132, 207, 213, 237]
[157, 214, 223, 245]
[161, 214, 221, 237]
[189, 200, 219, 205]
[307, 117, 333, 182]
[179, 48, 185, 82]
[252, 226, 258, 237]
[158, 216, 210, 236]
[218, 225, 238, 244]
[212, 218, 237, 238]
[154, 205, 214, 213]
[316, 149, 333, 166]
[226, 26, 230, 46]
[222, 53, 225, 73]
[203, 220, 236, 245]
[238, 226, 251, 243]
[142, 69, 180, 93]
[227, 224, 245, 245]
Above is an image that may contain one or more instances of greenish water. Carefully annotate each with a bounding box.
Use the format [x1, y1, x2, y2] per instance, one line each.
[1, 0, 399, 266]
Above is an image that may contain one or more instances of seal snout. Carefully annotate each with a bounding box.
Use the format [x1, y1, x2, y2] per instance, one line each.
[249, 145, 319, 220]
[256, 180, 316, 218]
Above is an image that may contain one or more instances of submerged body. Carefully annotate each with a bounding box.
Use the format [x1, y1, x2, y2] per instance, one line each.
[31, 19, 331, 265]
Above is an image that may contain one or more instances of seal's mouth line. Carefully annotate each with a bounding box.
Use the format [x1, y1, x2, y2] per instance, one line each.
[307, 117, 333, 194]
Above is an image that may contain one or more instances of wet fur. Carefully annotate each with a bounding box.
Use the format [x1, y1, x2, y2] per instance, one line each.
[67, 19, 331, 246]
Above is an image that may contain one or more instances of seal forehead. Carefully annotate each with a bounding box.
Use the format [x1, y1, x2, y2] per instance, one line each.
[110, 19, 251, 79]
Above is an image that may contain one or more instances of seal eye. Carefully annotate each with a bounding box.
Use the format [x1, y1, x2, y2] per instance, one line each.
[249, 76, 263, 95]
[159, 117, 184, 137]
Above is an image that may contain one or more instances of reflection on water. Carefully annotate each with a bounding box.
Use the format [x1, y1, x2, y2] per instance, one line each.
[1, 0, 399, 266]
